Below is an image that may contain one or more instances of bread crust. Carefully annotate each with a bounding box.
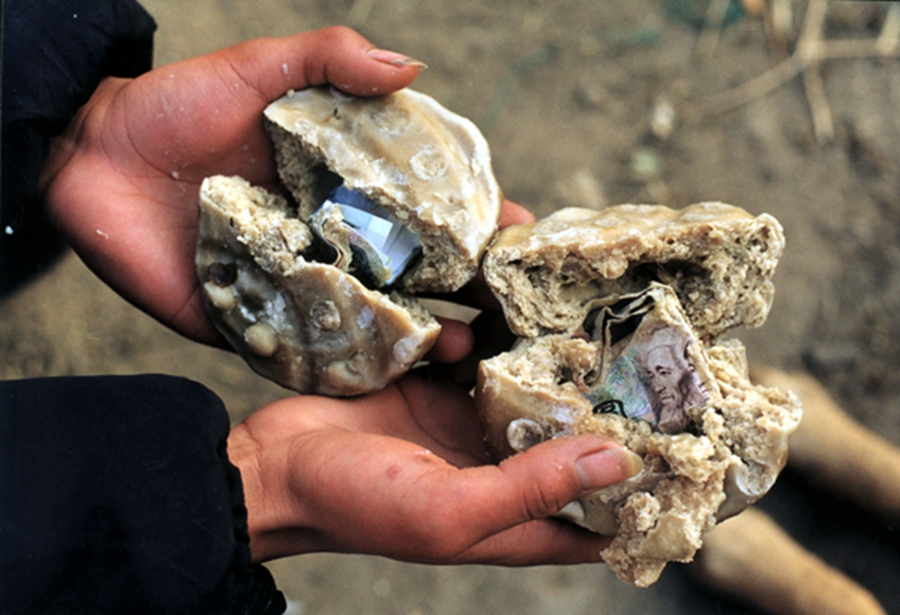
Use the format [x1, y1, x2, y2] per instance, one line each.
[265, 87, 502, 293]
[196, 88, 502, 395]
[197, 176, 441, 396]
[475, 203, 801, 586]
[483, 203, 784, 338]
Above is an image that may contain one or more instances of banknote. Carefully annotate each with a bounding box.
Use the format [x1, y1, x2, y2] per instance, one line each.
[583, 283, 712, 434]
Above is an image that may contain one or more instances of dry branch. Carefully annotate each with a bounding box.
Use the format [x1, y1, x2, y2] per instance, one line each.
[706, 1, 900, 144]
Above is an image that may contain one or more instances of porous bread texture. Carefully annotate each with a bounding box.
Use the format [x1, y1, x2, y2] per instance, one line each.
[264, 87, 503, 293]
[196, 87, 503, 395]
[196, 175, 440, 396]
[477, 336, 800, 586]
[483, 203, 784, 338]
[475, 202, 801, 587]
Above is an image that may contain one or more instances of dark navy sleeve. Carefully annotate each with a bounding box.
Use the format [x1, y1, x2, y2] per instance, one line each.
[1, 0, 157, 295]
[1, 6, 287, 612]
[0, 375, 286, 614]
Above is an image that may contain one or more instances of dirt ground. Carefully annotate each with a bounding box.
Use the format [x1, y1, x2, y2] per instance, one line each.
[3, 1, 900, 613]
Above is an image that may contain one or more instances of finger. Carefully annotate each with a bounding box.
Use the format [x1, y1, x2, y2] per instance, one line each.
[465, 436, 643, 531]
[224, 26, 422, 102]
[450, 516, 611, 566]
[393, 371, 490, 462]
[408, 435, 643, 563]
[425, 317, 474, 364]
[500, 198, 536, 229]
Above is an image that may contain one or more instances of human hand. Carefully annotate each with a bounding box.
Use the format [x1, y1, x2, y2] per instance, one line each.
[39, 27, 425, 346]
[228, 368, 643, 565]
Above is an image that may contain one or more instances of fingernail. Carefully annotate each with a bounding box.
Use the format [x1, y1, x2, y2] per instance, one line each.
[574, 447, 643, 492]
[367, 48, 428, 69]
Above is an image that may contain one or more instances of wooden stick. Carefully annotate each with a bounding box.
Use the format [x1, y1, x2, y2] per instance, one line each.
[706, 1, 900, 117]
[802, 60, 833, 143]
[767, 0, 793, 59]
[697, 0, 731, 58]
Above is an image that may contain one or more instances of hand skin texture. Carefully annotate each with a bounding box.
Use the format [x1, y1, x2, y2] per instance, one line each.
[40, 26, 643, 567]
[39, 25, 526, 361]
[229, 368, 643, 565]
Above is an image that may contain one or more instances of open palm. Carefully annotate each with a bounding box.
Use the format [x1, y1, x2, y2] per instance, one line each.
[230, 369, 637, 566]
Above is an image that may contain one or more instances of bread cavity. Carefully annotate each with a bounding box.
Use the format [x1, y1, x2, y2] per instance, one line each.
[476, 203, 801, 586]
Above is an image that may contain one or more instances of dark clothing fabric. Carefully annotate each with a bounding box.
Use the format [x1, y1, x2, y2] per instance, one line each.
[1, 0, 156, 295]
[0, 375, 287, 615]
[1, 2, 287, 612]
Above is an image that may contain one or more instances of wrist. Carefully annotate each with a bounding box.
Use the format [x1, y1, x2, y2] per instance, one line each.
[227, 421, 313, 563]
[228, 424, 272, 562]
[39, 77, 131, 205]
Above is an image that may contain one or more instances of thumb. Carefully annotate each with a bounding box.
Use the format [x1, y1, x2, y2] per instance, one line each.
[224, 26, 423, 101]
[495, 436, 643, 522]
[453, 435, 643, 544]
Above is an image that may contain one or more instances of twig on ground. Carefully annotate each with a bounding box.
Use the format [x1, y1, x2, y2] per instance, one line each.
[706, 0, 900, 144]
[696, 0, 732, 58]
[763, 0, 793, 59]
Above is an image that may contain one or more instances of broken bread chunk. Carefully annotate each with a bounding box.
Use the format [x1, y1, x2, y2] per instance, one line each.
[197, 175, 440, 396]
[264, 86, 503, 293]
[475, 203, 801, 587]
[483, 203, 783, 339]
[197, 87, 503, 395]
